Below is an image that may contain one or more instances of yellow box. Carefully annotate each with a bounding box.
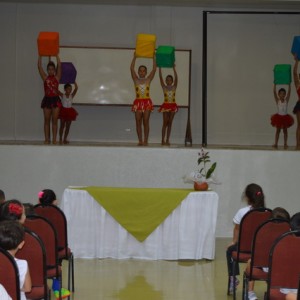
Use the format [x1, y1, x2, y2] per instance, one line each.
[135, 34, 156, 58]
[37, 32, 59, 56]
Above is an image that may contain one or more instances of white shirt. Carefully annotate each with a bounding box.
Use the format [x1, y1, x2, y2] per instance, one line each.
[0, 284, 12, 300]
[61, 95, 73, 108]
[233, 205, 252, 224]
[15, 258, 28, 300]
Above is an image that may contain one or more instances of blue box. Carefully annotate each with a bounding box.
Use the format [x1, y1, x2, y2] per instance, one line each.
[156, 46, 175, 68]
[60, 62, 77, 84]
[291, 36, 300, 59]
[273, 64, 291, 85]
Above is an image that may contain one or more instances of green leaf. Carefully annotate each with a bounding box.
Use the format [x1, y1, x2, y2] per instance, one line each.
[205, 162, 217, 179]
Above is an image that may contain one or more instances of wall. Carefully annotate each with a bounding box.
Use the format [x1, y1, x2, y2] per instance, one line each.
[1, 144, 299, 237]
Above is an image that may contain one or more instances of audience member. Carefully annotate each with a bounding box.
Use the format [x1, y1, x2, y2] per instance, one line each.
[0, 221, 31, 300]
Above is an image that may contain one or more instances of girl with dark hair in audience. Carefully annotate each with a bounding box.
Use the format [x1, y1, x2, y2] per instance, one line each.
[38, 189, 58, 206]
[226, 183, 266, 300]
[0, 199, 26, 224]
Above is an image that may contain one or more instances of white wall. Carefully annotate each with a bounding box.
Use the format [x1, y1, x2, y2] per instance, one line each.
[1, 144, 299, 237]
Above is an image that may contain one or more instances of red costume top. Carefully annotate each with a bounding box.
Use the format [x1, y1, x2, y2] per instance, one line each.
[44, 75, 59, 97]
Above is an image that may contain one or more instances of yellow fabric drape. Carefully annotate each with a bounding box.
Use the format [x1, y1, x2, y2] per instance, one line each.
[77, 186, 192, 242]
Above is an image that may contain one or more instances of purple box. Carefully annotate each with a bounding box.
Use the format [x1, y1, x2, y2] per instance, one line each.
[60, 62, 77, 84]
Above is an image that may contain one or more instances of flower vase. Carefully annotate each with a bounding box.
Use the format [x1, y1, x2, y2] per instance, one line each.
[194, 181, 209, 191]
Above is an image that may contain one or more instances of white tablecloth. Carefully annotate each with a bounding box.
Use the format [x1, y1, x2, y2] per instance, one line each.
[61, 188, 219, 260]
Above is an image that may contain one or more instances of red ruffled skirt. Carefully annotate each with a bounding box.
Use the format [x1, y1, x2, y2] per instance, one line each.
[59, 107, 78, 121]
[270, 114, 294, 129]
[131, 98, 153, 112]
[158, 102, 178, 113]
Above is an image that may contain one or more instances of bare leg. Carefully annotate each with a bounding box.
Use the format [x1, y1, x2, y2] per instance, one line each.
[143, 110, 151, 146]
[273, 128, 280, 148]
[296, 112, 300, 149]
[63, 121, 72, 144]
[135, 111, 143, 145]
[161, 112, 169, 145]
[43, 108, 51, 144]
[51, 107, 60, 144]
[283, 128, 288, 149]
[59, 120, 66, 144]
[166, 112, 176, 145]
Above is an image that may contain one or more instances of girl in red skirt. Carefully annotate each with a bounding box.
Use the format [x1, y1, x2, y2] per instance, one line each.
[271, 84, 294, 149]
[158, 65, 178, 146]
[58, 82, 78, 144]
[130, 52, 156, 146]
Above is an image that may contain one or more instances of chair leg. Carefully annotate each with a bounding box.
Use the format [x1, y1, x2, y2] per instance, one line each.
[71, 253, 74, 292]
[232, 261, 237, 300]
[242, 272, 249, 300]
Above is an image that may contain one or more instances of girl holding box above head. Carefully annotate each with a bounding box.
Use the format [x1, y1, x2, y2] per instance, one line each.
[38, 55, 61, 145]
[158, 65, 178, 146]
[271, 84, 294, 149]
[130, 52, 156, 146]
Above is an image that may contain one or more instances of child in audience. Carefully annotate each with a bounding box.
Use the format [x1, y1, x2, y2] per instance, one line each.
[38, 189, 58, 206]
[58, 82, 78, 144]
[226, 183, 266, 299]
[272, 206, 290, 221]
[0, 199, 26, 224]
[158, 66, 178, 146]
[130, 52, 157, 146]
[0, 221, 32, 300]
[0, 189, 5, 204]
[38, 55, 61, 145]
[271, 84, 294, 149]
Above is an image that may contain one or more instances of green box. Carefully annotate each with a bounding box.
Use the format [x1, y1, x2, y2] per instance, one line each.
[156, 46, 175, 68]
[273, 64, 291, 85]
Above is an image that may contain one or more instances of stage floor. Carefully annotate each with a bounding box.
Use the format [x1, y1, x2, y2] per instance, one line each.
[0, 140, 295, 151]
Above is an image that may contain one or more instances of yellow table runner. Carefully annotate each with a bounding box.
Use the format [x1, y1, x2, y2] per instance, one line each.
[77, 186, 192, 242]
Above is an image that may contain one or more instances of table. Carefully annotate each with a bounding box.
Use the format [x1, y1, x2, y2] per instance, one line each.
[61, 187, 219, 260]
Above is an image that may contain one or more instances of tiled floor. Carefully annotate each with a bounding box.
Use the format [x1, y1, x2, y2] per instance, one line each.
[56, 238, 267, 300]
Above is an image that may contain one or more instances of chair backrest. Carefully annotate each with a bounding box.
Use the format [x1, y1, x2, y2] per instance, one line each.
[15, 228, 48, 299]
[24, 215, 59, 276]
[238, 208, 272, 255]
[267, 230, 300, 297]
[34, 204, 68, 255]
[250, 218, 291, 273]
[0, 247, 20, 300]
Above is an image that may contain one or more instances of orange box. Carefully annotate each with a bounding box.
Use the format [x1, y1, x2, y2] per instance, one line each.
[135, 34, 156, 58]
[37, 32, 59, 56]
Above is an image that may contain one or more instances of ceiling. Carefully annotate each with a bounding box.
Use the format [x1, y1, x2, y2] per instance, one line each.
[2, 0, 300, 9]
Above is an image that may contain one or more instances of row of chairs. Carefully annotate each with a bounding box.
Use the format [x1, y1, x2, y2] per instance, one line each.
[227, 208, 300, 300]
[0, 204, 74, 300]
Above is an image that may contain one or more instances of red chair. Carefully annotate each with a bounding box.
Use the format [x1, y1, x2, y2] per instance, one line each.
[228, 207, 272, 299]
[265, 230, 300, 300]
[34, 204, 74, 292]
[24, 215, 62, 296]
[0, 247, 20, 300]
[242, 218, 290, 299]
[16, 228, 50, 300]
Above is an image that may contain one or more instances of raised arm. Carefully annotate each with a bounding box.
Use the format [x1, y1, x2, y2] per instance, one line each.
[173, 65, 178, 88]
[130, 52, 138, 81]
[159, 68, 165, 87]
[72, 82, 78, 97]
[273, 84, 278, 102]
[286, 84, 291, 102]
[147, 56, 157, 82]
[37, 56, 47, 81]
[293, 55, 300, 90]
[55, 55, 61, 82]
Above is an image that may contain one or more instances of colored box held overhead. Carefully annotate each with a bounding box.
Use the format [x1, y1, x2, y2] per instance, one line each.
[60, 62, 77, 84]
[37, 32, 59, 56]
[291, 36, 300, 59]
[135, 34, 156, 58]
[156, 46, 175, 68]
[273, 64, 291, 85]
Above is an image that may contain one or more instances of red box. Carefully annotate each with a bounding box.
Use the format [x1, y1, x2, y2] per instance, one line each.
[37, 32, 59, 56]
